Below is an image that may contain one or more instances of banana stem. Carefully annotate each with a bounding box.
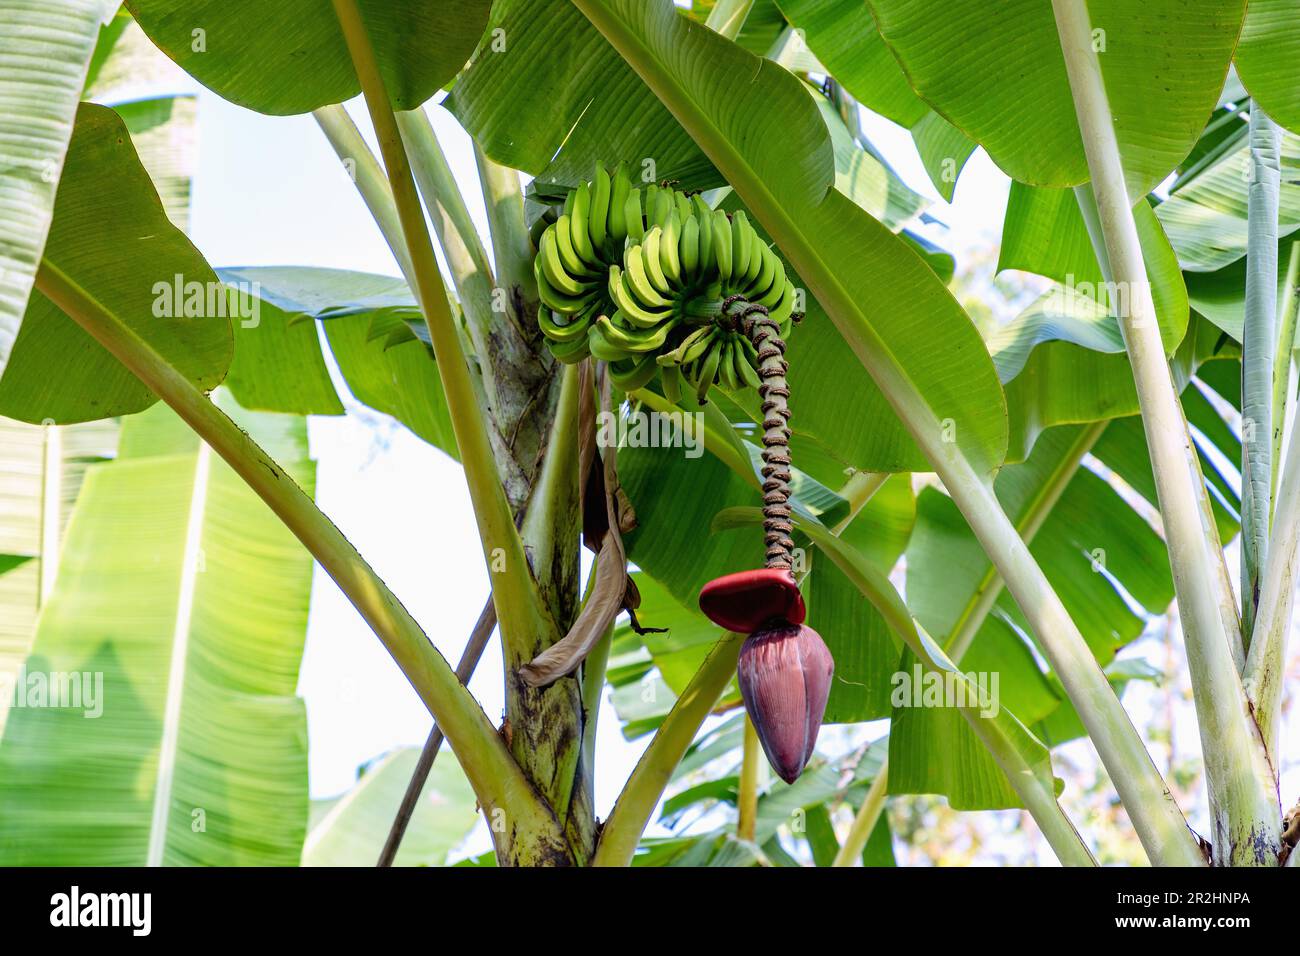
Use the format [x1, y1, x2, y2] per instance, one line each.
[330, 0, 548, 660]
[1242, 102, 1283, 639]
[1245, 396, 1300, 756]
[831, 764, 888, 867]
[34, 258, 570, 864]
[579, 618, 614, 787]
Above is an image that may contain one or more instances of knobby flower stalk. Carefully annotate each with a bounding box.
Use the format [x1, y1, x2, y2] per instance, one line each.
[699, 296, 833, 784]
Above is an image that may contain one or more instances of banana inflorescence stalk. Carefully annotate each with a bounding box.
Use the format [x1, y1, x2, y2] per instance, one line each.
[534, 164, 798, 401]
[723, 295, 794, 570]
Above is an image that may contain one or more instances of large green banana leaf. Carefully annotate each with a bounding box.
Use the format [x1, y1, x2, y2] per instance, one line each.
[221, 284, 346, 418]
[109, 95, 197, 230]
[303, 747, 478, 867]
[0, 393, 314, 865]
[775, 0, 923, 127]
[0, 104, 231, 425]
[0, 417, 117, 734]
[990, 181, 1193, 459]
[124, 0, 492, 115]
[1234, 0, 1300, 134]
[0, 0, 117, 385]
[910, 112, 978, 203]
[811, 90, 927, 231]
[774, 0, 977, 202]
[0, 10, 191, 729]
[1002, 312, 1235, 465]
[867, 0, 1244, 199]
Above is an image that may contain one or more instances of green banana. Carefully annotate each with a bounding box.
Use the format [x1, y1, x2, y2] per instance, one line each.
[753, 247, 787, 307]
[674, 191, 693, 224]
[680, 214, 700, 279]
[660, 211, 683, 286]
[652, 188, 673, 228]
[736, 342, 763, 389]
[692, 195, 714, 274]
[570, 182, 597, 265]
[694, 339, 723, 404]
[589, 163, 611, 252]
[747, 242, 777, 301]
[548, 333, 591, 364]
[533, 169, 800, 391]
[642, 228, 673, 296]
[713, 210, 733, 281]
[743, 225, 765, 287]
[538, 303, 597, 343]
[661, 362, 684, 403]
[608, 163, 630, 242]
[731, 210, 752, 283]
[537, 266, 593, 314]
[553, 215, 596, 278]
[768, 279, 796, 328]
[657, 325, 714, 366]
[609, 354, 659, 392]
[587, 323, 634, 362]
[717, 337, 739, 391]
[622, 248, 674, 309]
[609, 267, 673, 327]
[538, 230, 597, 297]
[625, 187, 645, 244]
[596, 314, 678, 352]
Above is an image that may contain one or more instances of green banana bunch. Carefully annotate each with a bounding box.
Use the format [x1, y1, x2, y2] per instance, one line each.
[533, 165, 799, 402]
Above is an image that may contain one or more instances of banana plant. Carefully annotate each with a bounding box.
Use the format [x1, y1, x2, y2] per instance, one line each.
[1, 0, 1298, 869]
